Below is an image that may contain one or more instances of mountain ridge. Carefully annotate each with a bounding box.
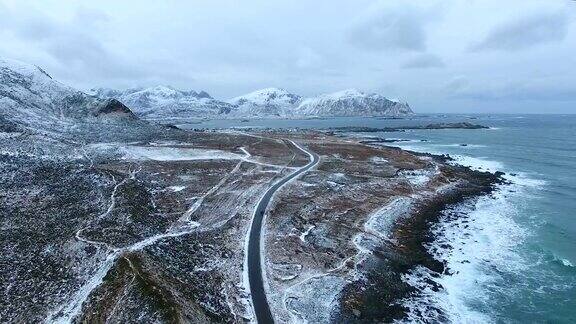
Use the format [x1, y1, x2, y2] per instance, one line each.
[0, 58, 137, 133]
[296, 88, 412, 117]
[89, 86, 231, 119]
[228, 87, 302, 117]
[1, 57, 413, 124]
[93, 86, 413, 120]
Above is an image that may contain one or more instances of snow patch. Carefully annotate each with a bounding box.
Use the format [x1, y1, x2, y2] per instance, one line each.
[120, 146, 241, 161]
[284, 275, 347, 324]
[299, 225, 316, 243]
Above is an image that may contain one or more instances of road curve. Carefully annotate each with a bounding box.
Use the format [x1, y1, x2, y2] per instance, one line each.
[247, 140, 319, 324]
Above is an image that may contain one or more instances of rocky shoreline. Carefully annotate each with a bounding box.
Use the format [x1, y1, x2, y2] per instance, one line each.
[327, 122, 489, 134]
[333, 153, 505, 322]
[257, 130, 504, 323]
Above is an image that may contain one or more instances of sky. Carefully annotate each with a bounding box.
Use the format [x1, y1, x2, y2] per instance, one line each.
[0, 0, 575, 113]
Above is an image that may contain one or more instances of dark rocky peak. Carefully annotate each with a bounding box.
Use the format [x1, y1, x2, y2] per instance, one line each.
[93, 98, 137, 119]
[197, 90, 212, 99]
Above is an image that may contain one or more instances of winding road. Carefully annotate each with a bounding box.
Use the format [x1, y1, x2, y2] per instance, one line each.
[247, 140, 319, 324]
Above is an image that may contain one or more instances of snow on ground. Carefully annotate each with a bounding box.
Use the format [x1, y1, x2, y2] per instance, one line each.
[370, 156, 389, 163]
[120, 146, 241, 161]
[284, 275, 348, 323]
[86, 143, 288, 170]
[400, 168, 437, 187]
[273, 195, 417, 323]
[0, 132, 22, 139]
[364, 197, 413, 241]
[299, 225, 316, 243]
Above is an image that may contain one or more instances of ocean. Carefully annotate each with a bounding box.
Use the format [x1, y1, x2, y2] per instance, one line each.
[180, 114, 576, 323]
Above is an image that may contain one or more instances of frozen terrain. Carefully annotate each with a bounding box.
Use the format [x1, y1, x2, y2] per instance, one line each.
[1, 58, 499, 323]
[261, 134, 501, 323]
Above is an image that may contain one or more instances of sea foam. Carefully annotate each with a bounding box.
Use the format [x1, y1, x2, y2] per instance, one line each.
[396, 150, 545, 323]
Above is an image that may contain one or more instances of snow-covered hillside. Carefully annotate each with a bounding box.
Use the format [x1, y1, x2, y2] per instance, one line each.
[90, 86, 232, 120]
[0, 58, 135, 132]
[230, 88, 412, 118]
[91, 86, 303, 119]
[228, 87, 302, 117]
[92, 86, 412, 120]
[296, 89, 413, 117]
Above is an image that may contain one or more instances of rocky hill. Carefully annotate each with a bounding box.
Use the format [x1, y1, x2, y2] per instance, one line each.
[0, 58, 136, 134]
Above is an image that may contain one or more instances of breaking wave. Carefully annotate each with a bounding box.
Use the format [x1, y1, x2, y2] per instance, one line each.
[397, 155, 546, 323]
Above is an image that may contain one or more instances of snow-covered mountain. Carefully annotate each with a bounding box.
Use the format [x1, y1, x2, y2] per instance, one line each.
[0, 58, 135, 132]
[228, 88, 412, 118]
[296, 89, 412, 117]
[1, 57, 412, 128]
[90, 86, 412, 120]
[228, 87, 302, 117]
[90, 86, 232, 120]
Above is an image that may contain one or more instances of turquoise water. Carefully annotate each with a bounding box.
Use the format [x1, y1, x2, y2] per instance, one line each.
[182, 114, 576, 322]
[376, 115, 576, 323]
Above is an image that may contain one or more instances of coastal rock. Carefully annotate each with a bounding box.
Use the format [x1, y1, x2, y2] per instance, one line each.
[328, 122, 489, 133]
[421, 122, 488, 129]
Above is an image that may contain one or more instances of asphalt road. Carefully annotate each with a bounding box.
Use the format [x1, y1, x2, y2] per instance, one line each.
[247, 140, 319, 324]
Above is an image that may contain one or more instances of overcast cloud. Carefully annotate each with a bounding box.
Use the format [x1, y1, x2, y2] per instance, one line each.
[0, 0, 575, 113]
[347, 4, 442, 52]
[473, 10, 570, 51]
[402, 54, 445, 69]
